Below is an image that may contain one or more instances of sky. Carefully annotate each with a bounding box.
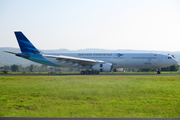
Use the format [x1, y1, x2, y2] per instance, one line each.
[1, 0, 180, 52]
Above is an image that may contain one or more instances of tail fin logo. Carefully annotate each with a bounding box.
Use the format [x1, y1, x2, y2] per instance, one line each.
[15, 31, 40, 53]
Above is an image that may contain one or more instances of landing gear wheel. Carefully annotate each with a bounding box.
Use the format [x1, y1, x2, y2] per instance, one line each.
[81, 71, 85, 74]
[157, 71, 161, 74]
[86, 71, 90, 74]
[95, 71, 99, 74]
[89, 71, 93, 74]
[157, 68, 161, 74]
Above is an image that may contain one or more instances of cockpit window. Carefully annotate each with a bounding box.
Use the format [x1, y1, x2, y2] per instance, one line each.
[168, 57, 172, 59]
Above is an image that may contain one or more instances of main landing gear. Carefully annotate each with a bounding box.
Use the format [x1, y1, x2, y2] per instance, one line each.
[157, 68, 161, 74]
[81, 70, 99, 74]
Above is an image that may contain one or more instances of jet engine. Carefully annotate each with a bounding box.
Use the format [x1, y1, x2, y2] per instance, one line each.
[92, 63, 113, 72]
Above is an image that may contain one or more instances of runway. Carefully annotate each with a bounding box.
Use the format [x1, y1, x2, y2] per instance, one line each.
[0, 73, 180, 76]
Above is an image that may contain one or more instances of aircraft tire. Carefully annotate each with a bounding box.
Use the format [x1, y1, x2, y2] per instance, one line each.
[95, 71, 99, 74]
[157, 71, 161, 74]
[86, 71, 90, 74]
[89, 71, 93, 74]
[81, 71, 85, 74]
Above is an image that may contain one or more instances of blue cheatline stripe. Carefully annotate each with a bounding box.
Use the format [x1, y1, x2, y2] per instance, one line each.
[28, 54, 60, 67]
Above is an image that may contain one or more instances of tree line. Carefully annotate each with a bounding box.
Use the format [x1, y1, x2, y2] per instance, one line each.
[0, 63, 179, 74]
[0, 64, 81, 74]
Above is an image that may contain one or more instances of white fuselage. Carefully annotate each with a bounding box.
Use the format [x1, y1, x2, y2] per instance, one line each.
[28, 53, 178, 69]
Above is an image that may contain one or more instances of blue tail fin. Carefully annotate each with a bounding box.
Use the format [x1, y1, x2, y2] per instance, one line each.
[15, 31, 40, 54]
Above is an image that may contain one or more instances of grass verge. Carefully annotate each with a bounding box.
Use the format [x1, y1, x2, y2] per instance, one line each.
[0, 76, 180, 117]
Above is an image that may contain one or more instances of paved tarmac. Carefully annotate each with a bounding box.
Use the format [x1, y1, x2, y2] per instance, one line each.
[0, 73, 180, 76]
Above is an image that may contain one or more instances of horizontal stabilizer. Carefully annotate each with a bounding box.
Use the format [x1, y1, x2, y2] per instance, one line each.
[4, 51, 18, 55]
[4, 51, 30, 59]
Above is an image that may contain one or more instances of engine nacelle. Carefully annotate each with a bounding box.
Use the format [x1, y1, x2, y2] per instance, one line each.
[92, 63, 113, 72]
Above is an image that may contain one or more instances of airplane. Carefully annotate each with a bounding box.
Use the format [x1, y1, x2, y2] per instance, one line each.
[5, 31, 178, 74]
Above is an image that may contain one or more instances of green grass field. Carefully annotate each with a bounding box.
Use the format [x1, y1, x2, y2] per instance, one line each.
[0, 76, 180, 117]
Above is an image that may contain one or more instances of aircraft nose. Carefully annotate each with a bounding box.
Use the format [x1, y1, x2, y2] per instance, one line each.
[171, 59, 178, 65]
[168, 59, 178, 66]
[173, 59, 178, 65]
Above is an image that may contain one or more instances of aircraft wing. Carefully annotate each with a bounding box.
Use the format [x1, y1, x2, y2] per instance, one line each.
[42, 54, 104, 66]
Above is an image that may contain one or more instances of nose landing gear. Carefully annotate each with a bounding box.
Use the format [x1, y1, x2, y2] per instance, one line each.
[157, 68, 161, 74]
